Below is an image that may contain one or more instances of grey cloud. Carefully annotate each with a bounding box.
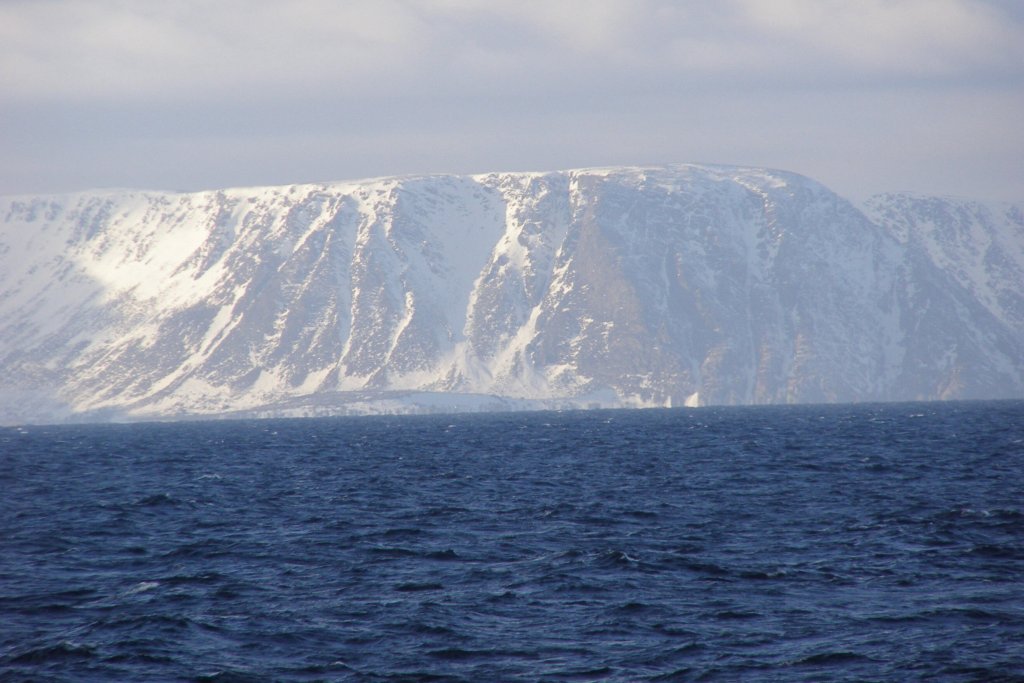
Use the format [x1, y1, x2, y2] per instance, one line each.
[4, 0, 1021, 102]
[0, 0, 1021, 199]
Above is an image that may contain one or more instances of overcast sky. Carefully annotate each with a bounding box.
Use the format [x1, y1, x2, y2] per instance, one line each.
[2, 0, 1022, 201]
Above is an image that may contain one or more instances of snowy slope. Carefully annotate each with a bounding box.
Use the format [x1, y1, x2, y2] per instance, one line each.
[864, 193, 1024, 399]
[1, 165, 1021, 423]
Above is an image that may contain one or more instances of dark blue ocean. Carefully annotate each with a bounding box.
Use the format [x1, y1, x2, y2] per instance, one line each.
[2, 401, 1023, 682]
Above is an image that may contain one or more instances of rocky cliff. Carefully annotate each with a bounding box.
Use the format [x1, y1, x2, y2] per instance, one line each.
[1, 164, 1020, 423]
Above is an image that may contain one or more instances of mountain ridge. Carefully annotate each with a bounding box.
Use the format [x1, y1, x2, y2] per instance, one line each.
[1, 163, 1021, 424]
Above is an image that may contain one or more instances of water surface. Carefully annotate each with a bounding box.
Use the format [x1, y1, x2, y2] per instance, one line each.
[2, 401, 1023, 681]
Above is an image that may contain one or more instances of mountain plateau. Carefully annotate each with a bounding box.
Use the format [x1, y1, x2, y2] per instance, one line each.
[1, 164, 1021, 423]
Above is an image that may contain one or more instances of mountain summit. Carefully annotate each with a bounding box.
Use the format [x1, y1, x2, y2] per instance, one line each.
[1, 164, 1021, 423]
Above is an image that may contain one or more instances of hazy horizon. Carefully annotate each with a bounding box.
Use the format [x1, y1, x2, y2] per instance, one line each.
[2, 0, 1022, 202]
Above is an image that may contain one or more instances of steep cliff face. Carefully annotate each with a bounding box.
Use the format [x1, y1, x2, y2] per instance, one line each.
[864, 193, 1024, 400]
[0, 164, 1020, 423]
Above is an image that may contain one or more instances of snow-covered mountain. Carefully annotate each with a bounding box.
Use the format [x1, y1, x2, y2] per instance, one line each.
[1, 164, 1021, 423]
